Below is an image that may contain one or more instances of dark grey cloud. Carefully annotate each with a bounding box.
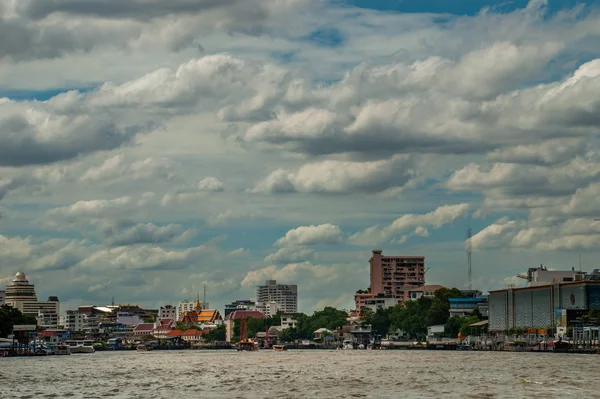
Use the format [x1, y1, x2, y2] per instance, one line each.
[0, 109, 152, 166]
[0, 19, 85, 62]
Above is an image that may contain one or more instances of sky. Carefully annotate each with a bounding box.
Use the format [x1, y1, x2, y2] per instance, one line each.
[1, 0, 600, 314]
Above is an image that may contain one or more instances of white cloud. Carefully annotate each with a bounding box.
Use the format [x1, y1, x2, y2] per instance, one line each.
[47, 196, 132, 218]
[100, 220, 196, 246]
[349, 204, 470, 246]
[198, 177, 224, 192]
[275, 224, 342, 247]
[251, 156, 418, 194]
[264, 247, 315, 265]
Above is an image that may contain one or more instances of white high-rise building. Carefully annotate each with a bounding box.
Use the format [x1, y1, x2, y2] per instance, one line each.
[256, 280, 298, 313]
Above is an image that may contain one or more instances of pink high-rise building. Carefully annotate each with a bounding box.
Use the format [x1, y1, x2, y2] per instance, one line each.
[355, 250, 426, 312]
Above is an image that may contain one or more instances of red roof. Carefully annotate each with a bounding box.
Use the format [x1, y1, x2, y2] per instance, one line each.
[182, 329, 205, 337]
[226, 310, 266, 320]
[133, 323, 155, 331]
[166, 330, 183, 337]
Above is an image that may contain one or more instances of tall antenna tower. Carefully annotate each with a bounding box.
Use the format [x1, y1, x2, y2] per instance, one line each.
[467, 227, 472, 291]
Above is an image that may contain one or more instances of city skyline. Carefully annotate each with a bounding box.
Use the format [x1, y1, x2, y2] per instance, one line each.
[2, 0, 600, 313]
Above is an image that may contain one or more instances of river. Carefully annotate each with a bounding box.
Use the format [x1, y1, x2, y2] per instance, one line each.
[1, 350, 597, 398]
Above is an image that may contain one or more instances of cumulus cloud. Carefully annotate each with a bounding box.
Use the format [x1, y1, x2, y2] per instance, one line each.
[349, 204, 470, 246]
[198, 177, 224, 192]
[47, 196, 132, 218]
[76, 239, 222, 271]
[264, 247, 315, 265]
[100, 220, 196, 246]
[0, 97, 152, 167]
[251, 156, 418, 194]
[80, 155, 173, 182]
[275, 224, 343, 247]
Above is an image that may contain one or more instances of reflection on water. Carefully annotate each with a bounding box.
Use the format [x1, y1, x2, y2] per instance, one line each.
[1, 350, 597, 398]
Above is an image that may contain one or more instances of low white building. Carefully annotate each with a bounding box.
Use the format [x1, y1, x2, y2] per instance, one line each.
[362, 297, 401, 312]
[427, 325, 445, 339]
[159, 304, 176, 320]
[281, 313, 300, 330]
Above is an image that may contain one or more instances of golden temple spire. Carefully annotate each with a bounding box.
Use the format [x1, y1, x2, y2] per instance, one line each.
[194, 292, 202, 311]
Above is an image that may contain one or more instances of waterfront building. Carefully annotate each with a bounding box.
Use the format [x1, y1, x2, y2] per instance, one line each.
[361, 295, 401, 313]
[488, 278, 600, 332]
[4, 272, 60, 326]
[0, 290, 5, 305]
[133, 323, 155, 337]
[117, 312, 143, 327]
[159, 304, 176, 320]
[4, 272, 38, 306]
[224, 299, 257, 318]
[449, 296, 488, 318]
[517, 265, 586, 286]
[256, 300, 282, 318]
[256, 280, 298, 313]
[153, 319, 177, 339]
[281, 313, 300, 330]
[65, 310, 87, 331]
[38, 309, 60, 328]
[355, 250, 426, 312]
[409, 285, 446, 300]
[224, 310, 266, 342]
[177, 299, 209, 320]
[178, 297, 223, 325]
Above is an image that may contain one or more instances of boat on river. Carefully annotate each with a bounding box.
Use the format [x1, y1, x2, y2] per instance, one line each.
[273, 344, 287, 351]
[65, 340, 95, 354]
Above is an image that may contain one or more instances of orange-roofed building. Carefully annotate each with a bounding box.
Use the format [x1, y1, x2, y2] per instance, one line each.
[177, 295, 223, 326]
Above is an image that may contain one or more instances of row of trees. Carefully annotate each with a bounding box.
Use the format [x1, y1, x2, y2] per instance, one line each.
[230, 288, 481, 342]
[0, 305, 37, 337]
[360, 288, 485, 339]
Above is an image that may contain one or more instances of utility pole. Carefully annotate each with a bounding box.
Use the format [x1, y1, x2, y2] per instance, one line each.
[467, 228, 473, 291]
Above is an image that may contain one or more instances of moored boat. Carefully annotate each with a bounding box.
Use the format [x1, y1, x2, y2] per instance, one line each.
[273, 344, 287, 351]
[136, 343, 152, 352]
[65, 340, 95, 354]
[54, 343, 71, 356]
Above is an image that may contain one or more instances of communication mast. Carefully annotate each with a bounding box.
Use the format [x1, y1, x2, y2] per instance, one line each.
[467, 228, 472, 291]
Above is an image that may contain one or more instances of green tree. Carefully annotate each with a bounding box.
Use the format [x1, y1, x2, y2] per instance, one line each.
[444, 316, 466, 337]
[205, 325, 226, 342]
[360, 307, 374, 326]
[0, 305, 37, 337]
[371, 308, 391, 336]
[390, 297, 432, 339]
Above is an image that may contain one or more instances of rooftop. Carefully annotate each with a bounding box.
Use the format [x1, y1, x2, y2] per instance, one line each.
[225, 310, 266, 320]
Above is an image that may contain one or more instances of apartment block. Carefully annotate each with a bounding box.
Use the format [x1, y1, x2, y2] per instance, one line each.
[355, 250, 426, 312]
[256, 280, 298, 313]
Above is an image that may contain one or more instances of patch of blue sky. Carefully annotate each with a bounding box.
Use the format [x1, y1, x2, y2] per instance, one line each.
[331, 0, 600, 17]
[303, 27, 346, 47]
[0, 85, 96, 101]
[270, 50, 297, 64]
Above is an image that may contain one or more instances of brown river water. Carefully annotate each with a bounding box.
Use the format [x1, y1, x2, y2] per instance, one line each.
[1, 350, 598, 398]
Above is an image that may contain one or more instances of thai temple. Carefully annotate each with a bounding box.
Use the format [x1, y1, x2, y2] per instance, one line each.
[178, 294, 223, 326]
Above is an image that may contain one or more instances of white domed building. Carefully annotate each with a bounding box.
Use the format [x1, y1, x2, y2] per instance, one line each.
[4, 272, 60, 327]
[5, 272, 38, 305]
